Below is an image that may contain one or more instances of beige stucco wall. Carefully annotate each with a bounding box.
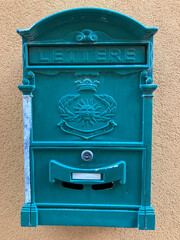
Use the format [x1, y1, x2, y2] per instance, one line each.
[0, 0, 179, 239]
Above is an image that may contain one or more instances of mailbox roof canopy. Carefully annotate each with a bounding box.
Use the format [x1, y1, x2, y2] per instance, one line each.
[17, 8, 158, 41]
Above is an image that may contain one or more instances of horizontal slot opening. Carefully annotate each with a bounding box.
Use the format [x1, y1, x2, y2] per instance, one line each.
[62, 181, 83, 190]
[92, 182, 114, 190]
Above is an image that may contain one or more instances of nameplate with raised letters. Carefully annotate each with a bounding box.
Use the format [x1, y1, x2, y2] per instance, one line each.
[28, 45, 147, 65]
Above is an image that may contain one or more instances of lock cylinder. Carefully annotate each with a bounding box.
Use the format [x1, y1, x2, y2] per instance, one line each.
[81, 150, 93, 161]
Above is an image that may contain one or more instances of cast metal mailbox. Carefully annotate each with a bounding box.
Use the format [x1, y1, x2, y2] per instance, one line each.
[17, 8, 158, 229]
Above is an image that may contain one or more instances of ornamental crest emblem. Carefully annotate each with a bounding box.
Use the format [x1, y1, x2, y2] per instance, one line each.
[57, 77, 117, 139]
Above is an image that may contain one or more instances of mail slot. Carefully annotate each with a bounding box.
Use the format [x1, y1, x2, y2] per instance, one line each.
[17, 8, 158, 229]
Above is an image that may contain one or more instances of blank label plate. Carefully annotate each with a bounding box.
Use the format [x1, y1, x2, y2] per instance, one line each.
[72, 173, 102, 180]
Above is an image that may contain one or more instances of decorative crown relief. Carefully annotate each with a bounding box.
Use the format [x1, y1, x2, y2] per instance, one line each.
[57, 77, 117, 139]
[75, 78, 100, 92]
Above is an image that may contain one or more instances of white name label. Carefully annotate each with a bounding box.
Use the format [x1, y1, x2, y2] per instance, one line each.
[72, 173, 101, 180]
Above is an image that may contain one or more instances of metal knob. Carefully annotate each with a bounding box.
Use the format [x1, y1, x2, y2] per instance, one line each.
[81, 150, 93, 161]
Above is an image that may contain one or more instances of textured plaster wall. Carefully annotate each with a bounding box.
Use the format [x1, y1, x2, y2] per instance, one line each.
[0, 0, 179, 239]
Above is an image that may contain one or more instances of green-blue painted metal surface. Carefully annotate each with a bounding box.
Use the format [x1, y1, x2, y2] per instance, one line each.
[17, 8, 158, 229]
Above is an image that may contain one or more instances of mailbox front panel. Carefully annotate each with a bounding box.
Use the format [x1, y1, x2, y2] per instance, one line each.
[32, 71, 143, 142]
[18, 8, 158, 229]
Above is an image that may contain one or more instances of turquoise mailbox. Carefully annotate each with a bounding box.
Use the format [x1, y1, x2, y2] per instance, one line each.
[17, 8, 158, 229]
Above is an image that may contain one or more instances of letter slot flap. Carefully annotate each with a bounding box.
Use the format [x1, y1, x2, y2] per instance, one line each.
[49, 160, 126, 185]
